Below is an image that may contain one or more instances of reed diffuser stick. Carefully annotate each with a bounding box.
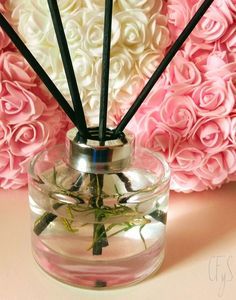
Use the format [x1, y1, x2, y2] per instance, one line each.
[0, 13, 79, 128]
[112, 0, 215, 137]
[99, 0, 113, 142]
[47, 0, 88, 139]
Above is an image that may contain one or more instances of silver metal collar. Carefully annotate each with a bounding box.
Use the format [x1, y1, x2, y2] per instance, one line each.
[65, 128, 133, 173]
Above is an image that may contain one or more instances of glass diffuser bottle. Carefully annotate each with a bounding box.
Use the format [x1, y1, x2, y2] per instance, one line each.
[1, 0, 214, 290]
[28, 127, 170, 289]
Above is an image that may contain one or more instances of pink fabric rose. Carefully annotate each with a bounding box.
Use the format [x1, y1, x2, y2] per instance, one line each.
[0, 175, 27, 190]
[229, 116, 236, 144]
[204, 50, 236, 80]
[194, 149, 236, 186]
[171, 171, 206, 193]
[0, 51, 37, 86]
[170, 143, 205, 172]
[0, 1, 10, 50]
[0, 149, 21, 178]
[9, 121, 49, 157]
[132, 76, 168, 115]
[192, 78, 234, 117]
[166, 51, 202, 94]
[225, 0, 236, 18]
[167, 0, 191, 40]
[0, 28, 10, 51]
[130, 109, 181, 161]
[184, 41, 211, 72]
[0, 81, 45, 124]
[214, 0, 235, 23]
[159, 93, 197, 137]
[190, 118, 230, 152]
[221, 24, 236, 53]
[0, 120, 11, 147]
[191, 2, 230, 44]
[0, 2, 4, 12]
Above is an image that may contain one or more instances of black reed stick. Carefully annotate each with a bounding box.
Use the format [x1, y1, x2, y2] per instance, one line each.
[99, 0, 113, 142]
[0, 13, 78, 128]
[112, 0, 215, 137]
[47, 0, 88, 139]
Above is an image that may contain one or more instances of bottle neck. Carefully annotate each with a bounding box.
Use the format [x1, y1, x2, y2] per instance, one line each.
[65, 128, 133, 174]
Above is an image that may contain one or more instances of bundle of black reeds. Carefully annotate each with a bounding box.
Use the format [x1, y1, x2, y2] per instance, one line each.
[0, 0, 215, 141]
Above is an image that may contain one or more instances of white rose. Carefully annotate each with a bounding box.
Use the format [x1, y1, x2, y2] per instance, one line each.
[116, 10, 149, 55]
[73, 49, 95, 89]
[62, 18, 84, 49]
[10, 0, 83, 16]
[52, 72, 71, 100]
[83, 12, 120, 57]
[17, 10, 49, 46]
[83, 90, 101, 126]
[95, 47, 134, 91]
[149, 14, 170, 50]
[116, 0, 159, 14]
[57, 0, 82, 15]
[137, 49, 164, 78]
[30, 45, 61, 75]
[83, 0, 105, 10]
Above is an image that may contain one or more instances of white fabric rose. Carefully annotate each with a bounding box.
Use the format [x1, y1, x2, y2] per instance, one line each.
[117, 0, 160, 14]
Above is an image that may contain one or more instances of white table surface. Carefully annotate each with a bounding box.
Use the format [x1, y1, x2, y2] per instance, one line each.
[0, 183, 236, 300]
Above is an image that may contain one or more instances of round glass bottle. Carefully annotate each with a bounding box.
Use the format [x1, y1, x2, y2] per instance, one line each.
[28, 128, 170, 289]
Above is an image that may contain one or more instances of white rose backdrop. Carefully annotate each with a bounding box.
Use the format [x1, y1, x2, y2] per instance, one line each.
[6, 0, 169, 125]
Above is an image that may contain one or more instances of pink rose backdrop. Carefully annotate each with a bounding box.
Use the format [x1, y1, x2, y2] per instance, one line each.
[0, 0, 236, 192]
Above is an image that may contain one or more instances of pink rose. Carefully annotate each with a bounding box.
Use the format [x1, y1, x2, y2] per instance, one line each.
[190, 118, 230, 152]
[166, 52, 202, 94]
[31, 83, 59, 111]
[159, 93, 197, 137]
[0, 51, 36, 86]
[229, 75, 236, 95]
[0, 1, 10, 49]
[192, 79, 234, 117]
[214, 0, 235, 23]
[128, 105, 181, 161]
[0, 174, 27, 190]
[224, 148, 236, 174]
[225, 0, 236, 18]
[0, 81, 45, 124]
[184, 41, 211, 72]
[0, 28, 10, 50]
[0, 3, 4, 12]
[0, 149, 21, 178]
[229, 116, 236, 143]
[167, 0, 191, 40]
[0, 120, 11, 147]
[133, 76, 168, 115]
[205, 51, 236, 80]
[191, 2, 230, 44]
[9, 121, 49, 156]
[170, 144, 205, 172]
[194, 149, 236, 186]
[170, 171, 206, 193]
[221, 24, 236, 53]
[32, 85, 65, 139]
